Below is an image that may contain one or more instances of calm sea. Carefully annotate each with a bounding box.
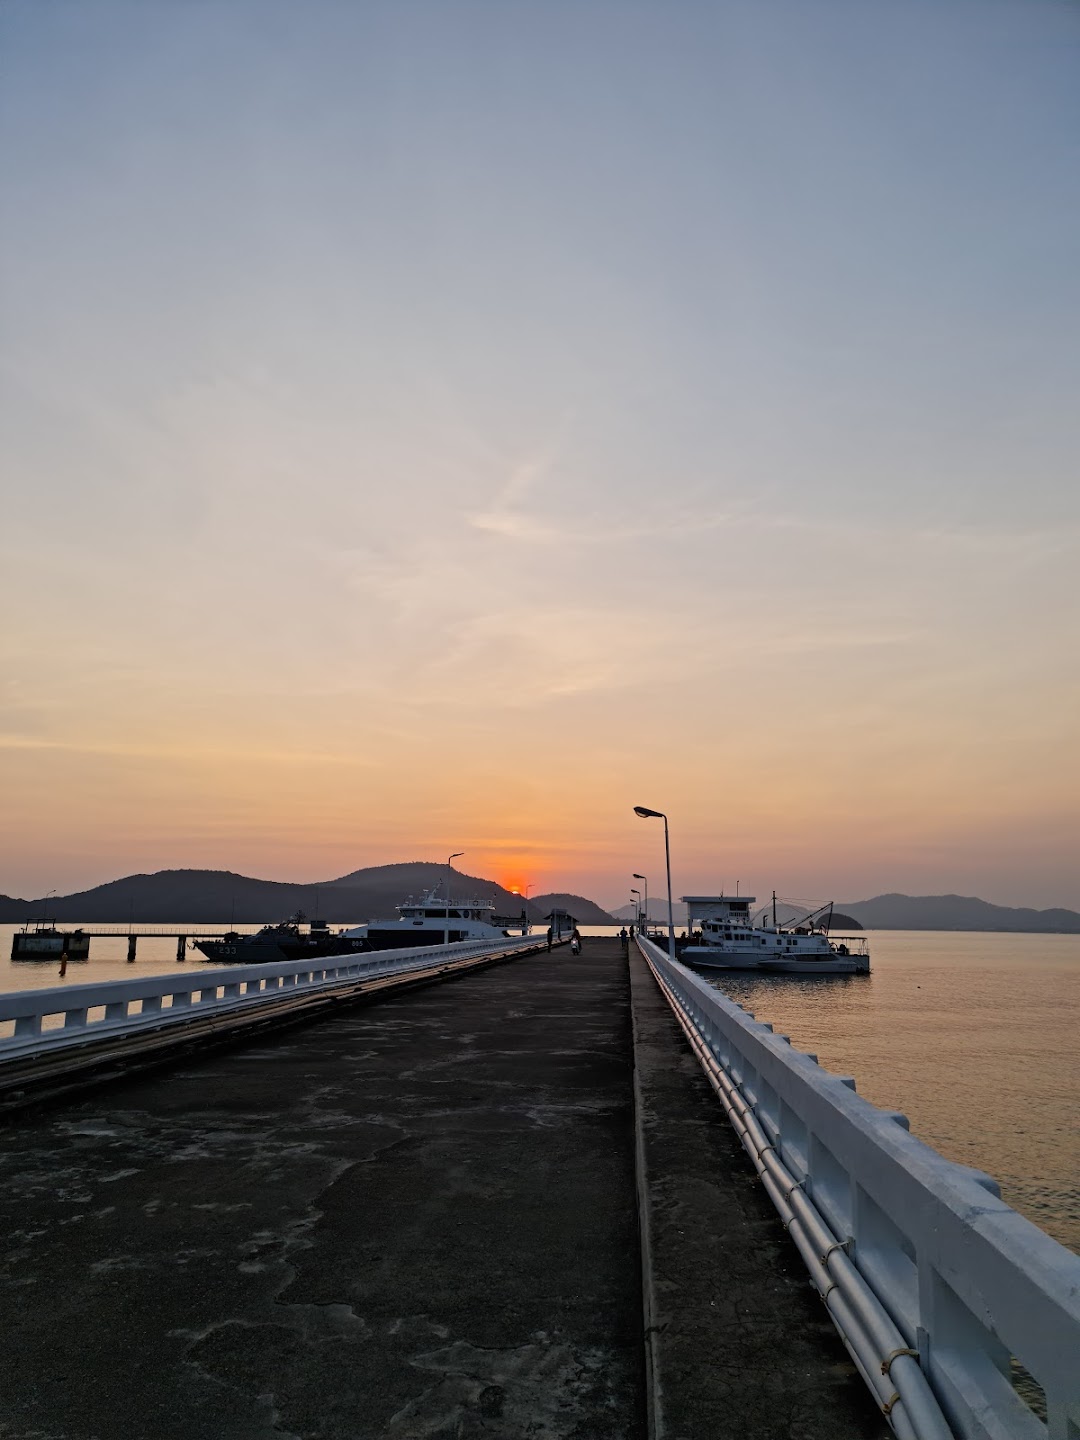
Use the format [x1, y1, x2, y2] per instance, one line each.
[2, 924, 1077, 1253]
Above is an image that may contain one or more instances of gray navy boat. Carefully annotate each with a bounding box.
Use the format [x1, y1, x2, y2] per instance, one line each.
[194, 913, 370, 965]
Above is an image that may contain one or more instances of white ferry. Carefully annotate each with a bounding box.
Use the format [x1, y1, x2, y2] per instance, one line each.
[344, 889, 515, 950]
[678, 895, 869, 975]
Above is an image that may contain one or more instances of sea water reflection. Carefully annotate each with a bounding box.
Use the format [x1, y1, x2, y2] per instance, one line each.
[696, 930, 1080, 1255]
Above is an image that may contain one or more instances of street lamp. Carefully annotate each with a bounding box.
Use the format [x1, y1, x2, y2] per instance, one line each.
[512, 882, 535, 936]
[633, 808, 675, 959]
[630, 888, 641, 928]
[633, 874, 648, 933]
[445, 852, 464, 945]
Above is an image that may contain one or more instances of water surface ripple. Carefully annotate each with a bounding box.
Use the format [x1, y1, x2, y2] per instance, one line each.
[706, 931, 1079, 1254]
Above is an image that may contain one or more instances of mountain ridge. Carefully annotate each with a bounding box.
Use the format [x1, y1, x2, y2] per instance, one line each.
[840, 892, 1080, 933]
[0, 873, 1075, 932]
[0, 865, 614, 926]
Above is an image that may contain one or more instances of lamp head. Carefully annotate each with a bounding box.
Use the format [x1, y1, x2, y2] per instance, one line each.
[633, 873, 645, 880]
[634, 806, 664, 819]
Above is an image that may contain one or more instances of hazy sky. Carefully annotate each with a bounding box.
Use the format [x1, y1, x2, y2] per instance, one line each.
[2, 0, 1078, 909]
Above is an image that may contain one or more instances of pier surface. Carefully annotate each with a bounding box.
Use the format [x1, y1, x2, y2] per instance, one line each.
[0, 941, 885, 1439]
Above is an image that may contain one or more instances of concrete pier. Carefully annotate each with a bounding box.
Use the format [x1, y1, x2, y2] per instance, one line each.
[0, 940, 886, 1439]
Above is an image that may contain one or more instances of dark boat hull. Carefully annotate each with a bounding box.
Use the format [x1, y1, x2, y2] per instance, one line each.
[194, 935, 370, 965]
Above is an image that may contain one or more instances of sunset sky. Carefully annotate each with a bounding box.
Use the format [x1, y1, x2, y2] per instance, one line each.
[2, 0, 1078, 910]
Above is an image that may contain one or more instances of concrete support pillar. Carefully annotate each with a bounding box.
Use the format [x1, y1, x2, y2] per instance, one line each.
[127, 935, 137, 963]
[176, 935, 186, 963]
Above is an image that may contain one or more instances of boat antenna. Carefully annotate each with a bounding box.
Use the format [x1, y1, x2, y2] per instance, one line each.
[772, 890, 777, 929]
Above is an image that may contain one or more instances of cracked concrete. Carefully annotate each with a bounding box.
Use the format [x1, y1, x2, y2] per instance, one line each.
[0, 945, 643, 1440]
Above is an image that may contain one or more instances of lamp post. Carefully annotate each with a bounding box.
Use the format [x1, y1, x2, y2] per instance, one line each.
[633, 873, 648, 933]
[630, 888, 641, 928]
[633, 808, 675, 959]
[445, 852, 464, 945]
[512, 882, 534, 936]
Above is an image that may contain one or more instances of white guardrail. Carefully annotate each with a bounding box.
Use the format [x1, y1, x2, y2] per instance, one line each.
[0, 937, 541, 1061]
[638, 936, 1080, 1440]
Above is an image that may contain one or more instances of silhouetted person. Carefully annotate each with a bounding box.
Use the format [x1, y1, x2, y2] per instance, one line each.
[570, 927, 581, 956]
[546, 925, 553, 952]
[619, 926, 628, 953]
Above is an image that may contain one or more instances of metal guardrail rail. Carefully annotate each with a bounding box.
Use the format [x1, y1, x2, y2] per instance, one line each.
[637, 936, 1080, 1440]
[0, 936, 544, 1082]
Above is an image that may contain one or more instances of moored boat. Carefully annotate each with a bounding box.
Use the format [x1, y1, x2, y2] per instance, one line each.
[678, 895, 870, 975]
[344, 889, 514, 950]
[194, 914, 369, 965]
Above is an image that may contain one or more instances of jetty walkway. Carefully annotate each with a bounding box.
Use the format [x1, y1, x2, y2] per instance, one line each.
[0, 939, 885, 1440]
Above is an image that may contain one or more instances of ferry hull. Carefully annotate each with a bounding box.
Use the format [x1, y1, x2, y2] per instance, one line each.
[194, 936, 369, 965]
[361, 927, 513, 950]
[680, 947, 764, 971]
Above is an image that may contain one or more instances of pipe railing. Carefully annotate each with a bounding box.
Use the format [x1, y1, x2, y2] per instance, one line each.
[0, 937, 542, 1060]
[637, 935, 1080, 1440]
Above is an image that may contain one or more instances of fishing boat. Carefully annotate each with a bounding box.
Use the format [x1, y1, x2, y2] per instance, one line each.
[344, 889, 514, 950]
[11, 920, 91, 961]
[679, 895, 870, 975]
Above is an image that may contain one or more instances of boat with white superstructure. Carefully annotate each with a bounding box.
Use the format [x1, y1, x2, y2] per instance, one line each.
[344, 888, 515, 950]
[678, 895, 869, 974]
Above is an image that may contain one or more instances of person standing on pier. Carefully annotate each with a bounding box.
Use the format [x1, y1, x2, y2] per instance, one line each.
[570, 927, 581, 955]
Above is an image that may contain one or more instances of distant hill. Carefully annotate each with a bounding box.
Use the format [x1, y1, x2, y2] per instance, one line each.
[2, 873, 1074, 934]
[0, 864, 574, 926]
[841, 893, 1080, 934]
[532, 893, 614, 924]
[828, 912, 863, 931]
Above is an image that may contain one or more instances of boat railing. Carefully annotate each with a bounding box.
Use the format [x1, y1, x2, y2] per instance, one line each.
[637, 933, 1079, 1440]
[0, 936, 542, 1057]
[828, 934, 870, 954]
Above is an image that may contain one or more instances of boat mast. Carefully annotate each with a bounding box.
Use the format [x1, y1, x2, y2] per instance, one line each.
[772, 890, 777, 929]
